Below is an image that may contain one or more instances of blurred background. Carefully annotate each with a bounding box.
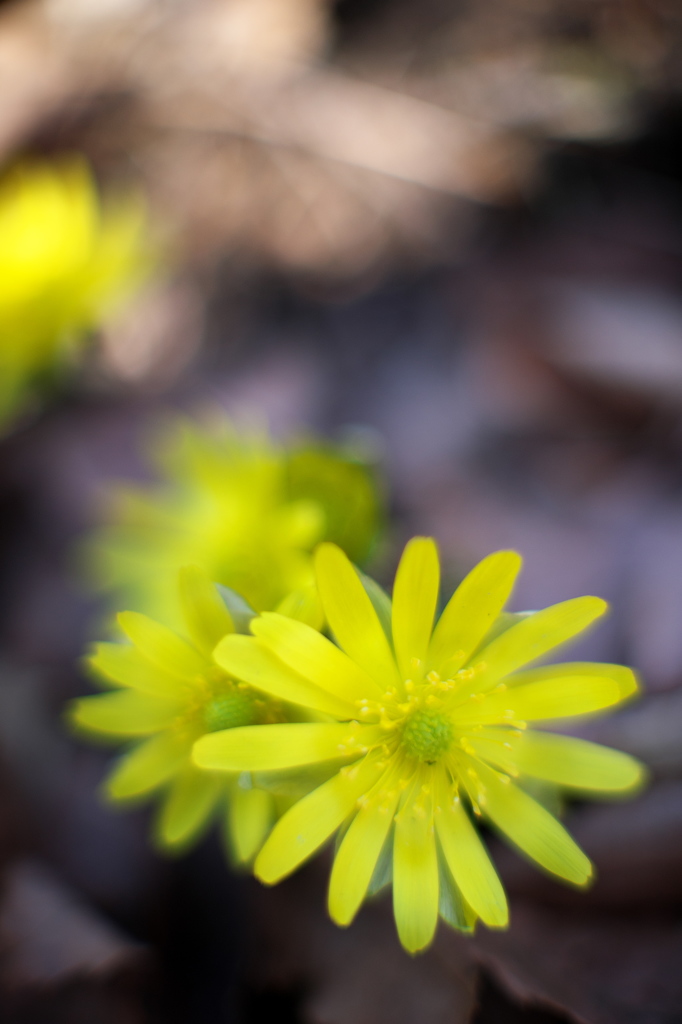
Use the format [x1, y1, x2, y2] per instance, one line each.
[2, 0, 682, 1021]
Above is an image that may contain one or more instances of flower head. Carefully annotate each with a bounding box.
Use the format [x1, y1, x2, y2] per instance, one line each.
[70, 565, 305, 860]
[194, 539, 644, 953]
[0, 157, 150, 430]
[86, 415, 383, 626]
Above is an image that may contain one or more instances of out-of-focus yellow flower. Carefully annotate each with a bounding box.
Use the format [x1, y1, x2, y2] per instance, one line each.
[85, 415, 383, 627]
[69, 565, 317, 859]
[194, 539, 645, 953]
[0, 157, 150, 430]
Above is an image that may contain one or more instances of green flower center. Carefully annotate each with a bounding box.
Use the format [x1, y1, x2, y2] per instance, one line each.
[401, 708, 453, 762]
[203, 691, 258, 732]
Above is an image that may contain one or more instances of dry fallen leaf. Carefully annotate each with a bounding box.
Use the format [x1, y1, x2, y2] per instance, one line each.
[247, 860, 478, 1024]
[473, 900, 682, 1024]
[0, 859, 146, 986]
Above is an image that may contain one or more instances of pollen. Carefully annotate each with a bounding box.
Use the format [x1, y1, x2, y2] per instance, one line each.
[401, 708, 454, 762]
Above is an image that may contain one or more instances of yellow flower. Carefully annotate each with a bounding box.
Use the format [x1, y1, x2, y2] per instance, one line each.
[0, 157, 150, 430]
[70, 565, 308, 861]
[193, 539, 645, 953]
[86, 415, 383, 627]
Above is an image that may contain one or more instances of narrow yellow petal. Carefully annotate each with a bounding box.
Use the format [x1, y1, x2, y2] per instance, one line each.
[429, 551, 522, 676]
[434, 771, 508, 928]
[255, 754, 385, 882]
[507, 662, 639, 701]
[472, 597, 608, 693]
[88, 642, 189, 698]
[157, 766, 223, 847]
[328, 770, 400, 926]
[251, 613, 382, 703]
[512, 732, 645, 792]
[214, 634, 356, 718]
[360, 572, 392, 641]
[118, 611, 206, 680]
[106, 732, 189, 800]
[315, 543, 399, 688]
[462, 758, 592, 885]
[437, 850, 479, 933]
[70, 690, 184, 736]
[193, 722, 381, 772]
[275, 585, 325, 632]
[456, 675, 621, 725]
[464, 730, 524, 776]
[227, 783, 275, 862]
[178, 564, 233, 655]
[392, 537, 440, 679]
[393, 773, 439, 953]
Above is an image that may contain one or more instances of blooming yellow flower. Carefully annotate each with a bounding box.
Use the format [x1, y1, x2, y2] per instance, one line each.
[0, 157, 150, 430]
[86, 415, 383, 627]
[70, 565, 312, 860]
[193, 539, 644, 953]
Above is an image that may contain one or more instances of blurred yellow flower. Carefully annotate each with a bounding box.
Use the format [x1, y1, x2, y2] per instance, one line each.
[86, 415, 383, 627]
[0, 157, 150, 430]
[194, 539, 645, 953]
[70, 565, 313, 860]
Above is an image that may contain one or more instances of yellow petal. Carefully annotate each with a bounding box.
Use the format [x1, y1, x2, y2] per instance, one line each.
[456, 674, 621, 725]
[88, 642, 189, 698]
[429, 551, 522, 676]
[255, 754, 385, 883]
[464, 731, 523, 776]
[214, 634, 356, 718]
[70, 690, 184, 736]
[118, 611, 206, 680]
[359, 572, 392, 641]
[512, 732, 645, 792]
[328, 769, 401, 926]
[315, 543, 399, 689]
[193, 722, 381, 772]
[178, 564, 233, 655]
[251, 613, 381, 703]
[393, 773, 439, 953]
[473, 597, 608, 693]
[275, 585, 325, 631]
[392, 537, 440, 679]
[226, 783, 274, 862]
[508, 661, 639, 701]
[463, 758, 592, 885]
[434, 770, 507, 928]
[157, 765, 223, 847]
[438, 852, 478, 933]
[106, 732, 189, 800]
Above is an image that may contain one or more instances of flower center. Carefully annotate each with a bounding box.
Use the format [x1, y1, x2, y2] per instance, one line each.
[203, 691, 258, 732]
[401, 708, 453, 762]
